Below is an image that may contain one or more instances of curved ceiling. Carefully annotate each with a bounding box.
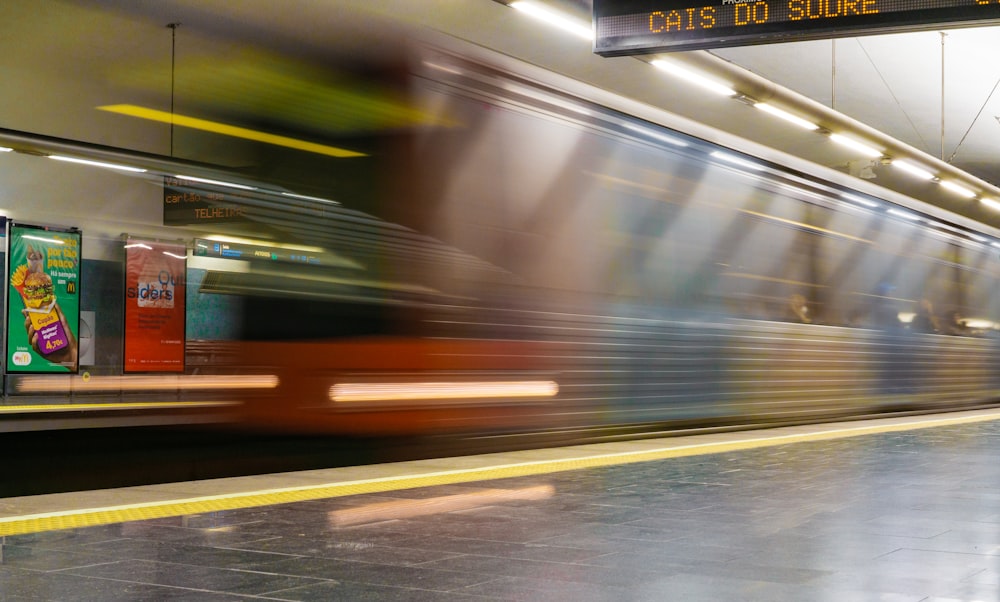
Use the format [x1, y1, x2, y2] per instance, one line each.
[6, 0, 1000, 230]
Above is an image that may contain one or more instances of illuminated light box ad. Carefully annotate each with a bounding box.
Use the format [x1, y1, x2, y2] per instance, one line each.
[6, 223, 81, 374]
[594, 0, 1000, 55]
[123, 238, 187, 373]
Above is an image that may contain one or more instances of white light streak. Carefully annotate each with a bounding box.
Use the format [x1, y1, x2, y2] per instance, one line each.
[829, 134, 882, 158]
[650, 60, 736, 96]
[891, 159, 934, 180]
[510, 1, 593, 41]
[754, 103, 818, 130]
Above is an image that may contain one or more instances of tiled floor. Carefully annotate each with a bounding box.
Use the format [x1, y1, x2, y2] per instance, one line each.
[4, 416, 1000, 600]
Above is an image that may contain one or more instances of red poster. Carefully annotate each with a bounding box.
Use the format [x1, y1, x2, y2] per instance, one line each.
[123, 239, 186, 372]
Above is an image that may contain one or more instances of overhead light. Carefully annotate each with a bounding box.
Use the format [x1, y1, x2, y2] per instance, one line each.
[162, 251, 187, 259]
[174, 175, 256, 191]
[829, 134, 883, 158]
[50, 155, 147, 173]
[754, 103, 818, 130]
[0, 147, 12, 152]
[99, 105, 367, 159]
[888, 208, 920, 221]
[281, 192, 340, 205]
[650, 60, 736, 96]
[841, 193, 879, 208]
[710, 151, 764, 171]
[623, 124, 688, 147]
[509, 1, 593, 41]
[981, 198, 1000, 212]
[891, 159, 934, 181]
[939, 180, 976, 198]
[123, 243, 153, 250]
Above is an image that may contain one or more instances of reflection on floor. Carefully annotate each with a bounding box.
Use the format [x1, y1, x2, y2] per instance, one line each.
[3, 417, 1000, 600]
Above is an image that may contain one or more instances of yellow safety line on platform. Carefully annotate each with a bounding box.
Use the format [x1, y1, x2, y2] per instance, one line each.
[0, 401, 237, 413]
[3, 410, 1000, 536]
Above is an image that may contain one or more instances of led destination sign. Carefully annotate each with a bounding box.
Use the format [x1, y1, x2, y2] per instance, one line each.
[595, 0, 1000, 55]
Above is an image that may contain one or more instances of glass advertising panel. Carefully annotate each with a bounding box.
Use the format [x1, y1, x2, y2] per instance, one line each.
[123, 238, 187, 373]
[6, 223, 81, 373]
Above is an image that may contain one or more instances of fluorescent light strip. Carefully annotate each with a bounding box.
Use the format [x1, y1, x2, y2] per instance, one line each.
[50, 155, 147, 173]
[939, 180, 976, 198]
[829, 134, 883, 158]
[754, 103, 818, 130]
[981, 198, 1000, 212]
[163, 251, 187, 259]
[0, 147, 12, 152]
[891, 159, 934, 181]
[175, 175, 256, 191]
[98, 105, 366, 158]
[888, 208, 920, 221]
[123, 243, 153, 250]
[623, 124, 688, 147]
[710, 151, 764, 171]
[509, 1, 593, 40]
[281, 192, 340, 205]
[841, 193, 879, 208]
[650, 60, 736, 96]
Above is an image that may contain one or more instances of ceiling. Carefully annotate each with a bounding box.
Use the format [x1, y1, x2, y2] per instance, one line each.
[6, 0, 1000, 230]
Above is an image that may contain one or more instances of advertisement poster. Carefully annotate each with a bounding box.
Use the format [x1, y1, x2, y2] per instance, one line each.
[6, 224, 81, 373]
[123, 238, 186, 372]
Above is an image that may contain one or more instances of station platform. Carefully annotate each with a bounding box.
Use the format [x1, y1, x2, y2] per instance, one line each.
[3, 409, 1000, 601]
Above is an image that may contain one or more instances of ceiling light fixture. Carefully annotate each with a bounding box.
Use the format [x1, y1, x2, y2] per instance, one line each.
[939, 180, 976, 198]
[829, 134, 883, 158]
[650, 60, 737, 97]
[754, 103, 818, 130]
[509, 1, 593, 41]
[980, 198, 1000, 212]
[890, 159, 934, 181]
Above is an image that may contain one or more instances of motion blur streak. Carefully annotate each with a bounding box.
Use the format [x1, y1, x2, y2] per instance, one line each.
[328, 485, 555, 527]
[0, 401, 237, 413]
[330, 381, 559, 403]
[16, 374, 279, 393]
[97, 105, 368, 158]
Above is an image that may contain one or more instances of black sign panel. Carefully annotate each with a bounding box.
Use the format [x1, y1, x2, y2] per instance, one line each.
[163, 177, 250, 225]
[595, 1, 1000, 56]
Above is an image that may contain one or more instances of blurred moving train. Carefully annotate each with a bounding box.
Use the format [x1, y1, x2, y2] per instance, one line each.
[3, 40, 999, 436]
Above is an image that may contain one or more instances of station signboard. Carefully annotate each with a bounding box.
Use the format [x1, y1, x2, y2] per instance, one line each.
[594, 0, 1000, 56]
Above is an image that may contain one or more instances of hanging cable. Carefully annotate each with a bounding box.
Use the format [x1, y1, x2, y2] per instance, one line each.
[941, 32, 946, 161]
[854, 39, 930, 153]
[167, 23, 180, 157]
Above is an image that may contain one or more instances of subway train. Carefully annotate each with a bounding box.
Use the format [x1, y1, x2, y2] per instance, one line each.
[2, 40, 999, 436]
